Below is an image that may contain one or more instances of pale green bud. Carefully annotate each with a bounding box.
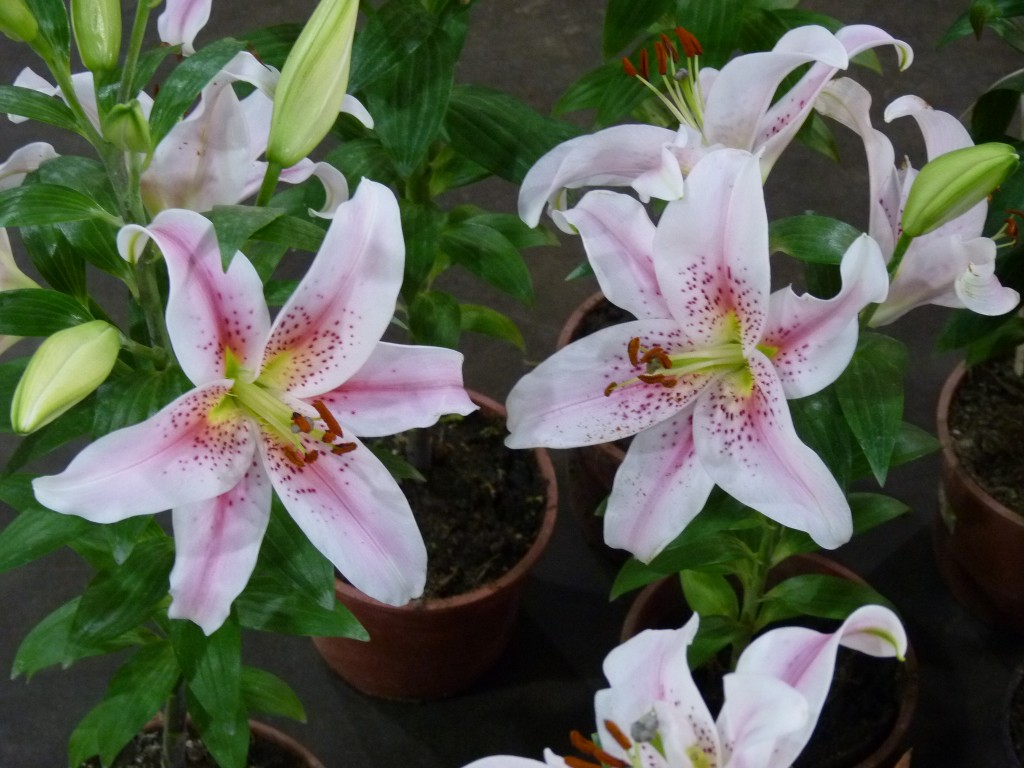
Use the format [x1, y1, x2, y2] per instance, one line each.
[103, 100, 152, 153]
[11, 320, 120, 434]
[266, 0, 359, 168]
[71, 0, 122, 72]
[902, 142, 1020, 238]
[0, 0, 38, 44]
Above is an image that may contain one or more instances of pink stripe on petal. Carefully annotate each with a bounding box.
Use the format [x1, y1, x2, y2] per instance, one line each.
[33, 382, 256, 523]
[260, 432, 426, 606]
[168, 462, 272, 635]
[262, 180, 404, 398]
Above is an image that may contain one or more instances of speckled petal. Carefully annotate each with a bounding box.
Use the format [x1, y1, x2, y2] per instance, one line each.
[32, 381, 256, 522]
[316, 341, 475, 438]
[132, 209, 270, 384]
[693, 354, 852, 549]
[655, 149, 770, 350]
[604, 409, 715, 563]
[168, 461, 272, 635]
[260, 180, 404, 398]
[717, 673, 808, 768]
[562, 190, 670, 320]
[260, 431, 426, 606]
[505, 320, 711, 449]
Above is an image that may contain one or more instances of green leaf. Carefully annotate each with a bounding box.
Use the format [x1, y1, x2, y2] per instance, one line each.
[0, 477, 92, 572]
[681, 569, 738, 618]
[0, 85, 79, 132]
[68, 641, 180, 768]
[91, 365, 192, 437]
[441, 221, 534, 305]
[757, 573, 895, 629]
[400, 200, 444, 300]
[555, 61, 651, 127]
[789, 387, 854, 487]
[188, 696, 250, 768]
[325, 138, 402, 191]
[0, 288, 92, 335]
[70, 537, 174, 654]
[688, 613, 745, 670]
[849, 421, 939, 481]
[364, 23, 455, 177]
[239, 23, 303, 70]
[972, 87, 1022, 142]
[603, 0, 674, 57]
[834, 334, 908, 485]
[459, 303, 525, 350]
[241, 667, 306, 722]
[25, 0, 70, 61]
[674, 0, 746, 67]
[349, 0, 437, 91]
[796, 111, 840, 162]
[173, 617, 242, 731]
[4, 391, 95, 473]
[0, 356, 28, 432]
[263, 279, 297, 307]
[70, 517, 165, 572]
[148, 38, 247, 144]
[446, 85, 581, 182]
[0, 184, 116, 227]
[409, 290, 461, 348]
[459, 210, 558, 250]
[206, 206, 287, 267]
[769, 215, 863, 265]
[250, 214, 326, 256]
[236, 580, 366, 637]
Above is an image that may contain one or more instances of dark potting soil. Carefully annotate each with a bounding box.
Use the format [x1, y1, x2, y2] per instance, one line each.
[948, 355, 1024, 516]
[80, 728, 305, 768]
[371, 406, 547, 600]
[1009, 668, 1024, 765]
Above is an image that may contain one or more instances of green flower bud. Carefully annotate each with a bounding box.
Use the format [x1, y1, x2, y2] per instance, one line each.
[71, 0, 122, 72]
[103, 100, 152, 153]
[902, 142, 1020, 238]
[0, 0, 38, 44]
[266, 0, 359, 168]
[11, 320, 120, 434]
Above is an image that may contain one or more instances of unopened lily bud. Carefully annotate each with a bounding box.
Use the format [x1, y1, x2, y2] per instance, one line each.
[103, 101, 152, 153]
[11, 320, 120, 434]
[902, 142, 1019, 237]
[72, 0, 122, 72]
[0, 0, 38, 44]
[266, 0, 359, 168]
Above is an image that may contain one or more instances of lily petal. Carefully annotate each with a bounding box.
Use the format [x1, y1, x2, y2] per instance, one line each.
[261, 180, 404, 398]
[168, 461, 272, 635]
[505, 320, 710, 449]
[717, 673, 808, 768]
[604, 409, 715, 562]
[316, 342, 475, 438]
[130, 209, 271, 383]
[260, 432, 427, 606]
[562, 190, 669, 320]
[0, 142, 57, 190]
[955, 255, 1020, 316]
[32, 382, 256, 522]
[694, 355, 852, 549]
[157, 0, 212, 56]
[341, 94, 374, 129]
[274, 159, 350, 218]
[765, 233, 889, 399]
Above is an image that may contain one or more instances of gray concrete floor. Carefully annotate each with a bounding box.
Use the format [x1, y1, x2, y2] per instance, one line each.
[0, 0, 1022, 766]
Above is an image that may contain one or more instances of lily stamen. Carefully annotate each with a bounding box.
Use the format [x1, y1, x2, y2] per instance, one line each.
[290, 412, 313, 433]
[603, 720, 633, 751]
[313, 399, 343, 435]
[282, 446, 306, 468]
[330, 442, 357, 455]
[569, 730, 629, 768]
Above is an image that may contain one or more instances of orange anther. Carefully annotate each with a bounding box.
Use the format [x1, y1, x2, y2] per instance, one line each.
[569, 731, 627, 768]
[640, 347, 672, 370]
[660, 32, 679, 61]
[603, 720, 632, 751]
[675, 26, 703, 57]
[303, 450, 319, 464]
[282, 446, 305, 468]
[622, 56, 639, 78]
[563, 758, 602, 768]
[655, 42, 668, 76]
[604, 382, 618, 397]
[628, 337, 642, 367]
[312, 399, 343, 436]
[638, 373, 675, 387]
[638, 48, 650, 80]
[331, 442, 357, 455]
[291, 412, 313, 434]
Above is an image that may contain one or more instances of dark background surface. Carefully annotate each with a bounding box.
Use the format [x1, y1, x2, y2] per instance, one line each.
[0, 0, 1022, 766]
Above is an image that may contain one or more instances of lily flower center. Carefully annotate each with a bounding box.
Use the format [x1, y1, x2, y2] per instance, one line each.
[604, 336, 747, 397]
[623, 26, 706, 132]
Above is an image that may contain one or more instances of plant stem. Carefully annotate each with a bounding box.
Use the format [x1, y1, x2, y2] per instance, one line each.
[119, 0, 154, 105]
[161, 681, 188, 768]
[730, 521, 781, 668]
[255, 162, 283, 207]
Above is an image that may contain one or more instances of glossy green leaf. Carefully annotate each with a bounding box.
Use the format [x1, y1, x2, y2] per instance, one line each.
[446, 85, 581, 182]
[0, 356, 28, 432]
[556, 60, 651, 127]
[206, 205, 287, 268]
[25, 0, 70, 61]
[325, 138, 402, 190]
[848, 421, 939, 482]
[769, 215, 863, 265]
[69, 537, 174, 654]
[173, 617, 242, 733]
[0, 184, 116, 227]
[4, 384, 95, 473]
[235, 580, 366, 638]
[349, 0, 437, 91]
[0, 85, 79, 132]
[241, 667, 306, 722]
[681, 569, 738, 619]
[0, 475, 92, 571]
[148, 38, 247, 144]
[459, 303, 525, 350]
[757, 573, 895, 629]
[252, 497, 337, 609]
[239, 23, 303, 71]
[0, 289, 92, 336]
[789, 387, 854, 487]
[688, 614, 745, 670]
[409, 290, 460, 348]
[263, 279, 297, 307]
[458, 211, 558, 250]
[673, 0, 745, 67]
[603, 0, 673, 57]
[834, 333, 908, 485]
[70, 517, 165, 572]
[250, 214, 326, 255]
[400, 200, 444, 301]
[91, 365, 192, 437]
[442, 221, 534, 305]
[19, 226, 86, 299]
[188, 694, 250, 768]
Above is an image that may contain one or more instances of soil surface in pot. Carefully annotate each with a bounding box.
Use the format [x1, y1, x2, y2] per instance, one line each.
[371, 407, 547, 600]
[79, 728, 306, 768]
[1010, 671, 1024, 764]
[949, 356, 1024, 516]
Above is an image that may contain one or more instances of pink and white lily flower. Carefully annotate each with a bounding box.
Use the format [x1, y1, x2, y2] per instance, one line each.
[462, 606, 906, 768]
[33, 180, 476, 634]
[817, 77, 1019, 326]
[506, 150, 889, 559]
[519, 24, 912, 230]
[158, 0, 212, 56]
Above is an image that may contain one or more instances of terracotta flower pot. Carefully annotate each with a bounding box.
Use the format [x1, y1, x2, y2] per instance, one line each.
[932, 362, 1024, 634]
[556, 291, 627, 560]
[620, 553, 917, 768]
[312, 392, 559, 700]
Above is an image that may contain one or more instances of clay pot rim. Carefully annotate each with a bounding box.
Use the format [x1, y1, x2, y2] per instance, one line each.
[140, 717, 325, 768]
[556, 290, 627, 463]
[333, 389, 559, 614]
[936, 362, 1024, 530]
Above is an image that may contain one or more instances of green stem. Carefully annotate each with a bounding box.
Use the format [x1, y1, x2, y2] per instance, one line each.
[161, 680, 188, 768]
[119, 0, 153, 105]
[255, 162, 283, 207]
[860, 232, 915, 330]
[730, 521, 781, 668]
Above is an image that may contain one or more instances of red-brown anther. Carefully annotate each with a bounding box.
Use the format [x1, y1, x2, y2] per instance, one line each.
[563, 758, 602, 768]
[638, 373, 676, 387]
[655, 41, 669, 76]
[603, 720, 633, 751]
[282, 446, 306, 468]
[331, 442, 357, 455]
[660, 32, 680, 61]
[675, 26, 703, 57]
[604, 381, 618, 397]
[322, 431, 340, 444]
[640, 346, 673, 371]
[1005, 209, 1024, 245]
[568, 731, 628, 768]
[638, 47, 650, 80]
[628, 337, 642, 367]
[303, 450, 320, 464]
[312, 399, 343, 436]
[622, 56, 639, 78]
[291, 412, 313, 434]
